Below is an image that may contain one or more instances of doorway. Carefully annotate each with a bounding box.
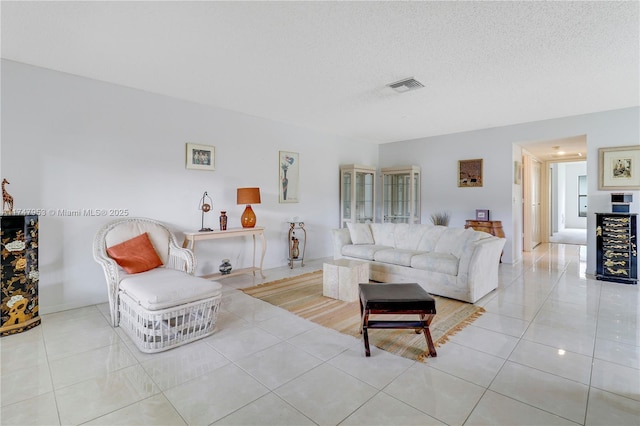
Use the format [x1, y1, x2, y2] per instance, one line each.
[518, 135, 588, 252]
[548, 161, 587, 245]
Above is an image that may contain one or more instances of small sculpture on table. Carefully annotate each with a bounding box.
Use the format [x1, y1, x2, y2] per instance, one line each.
[2, 178, 14, 213]
[219, 211, 227, 231]
[198, 191, 213, 232]
[219, 259, 232, 275]
[291, 236, 300, 259]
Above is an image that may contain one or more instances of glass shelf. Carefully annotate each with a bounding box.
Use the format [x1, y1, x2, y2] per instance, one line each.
[340, 164, 376, 228]
[381, 166, 420, 224]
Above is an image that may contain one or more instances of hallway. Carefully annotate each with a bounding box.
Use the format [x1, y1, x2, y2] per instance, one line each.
[549, 228, 587, 245]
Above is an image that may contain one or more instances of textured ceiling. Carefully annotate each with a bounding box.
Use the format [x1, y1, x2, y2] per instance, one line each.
[1, 1, 638, 144]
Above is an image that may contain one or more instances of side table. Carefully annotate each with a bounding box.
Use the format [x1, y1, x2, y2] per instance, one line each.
[182, 227, 266, 280]
[464, 220, 505, 238]
[323, 259, 369, 302]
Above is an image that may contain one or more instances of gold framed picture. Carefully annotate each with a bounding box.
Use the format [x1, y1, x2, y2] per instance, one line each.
[599, 145, 640, 190]
[458, 159, 483, 187]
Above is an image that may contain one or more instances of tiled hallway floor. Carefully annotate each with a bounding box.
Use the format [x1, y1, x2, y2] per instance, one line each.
[2, 244, 639, 425]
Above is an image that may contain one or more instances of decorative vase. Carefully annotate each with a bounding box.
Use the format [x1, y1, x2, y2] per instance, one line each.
[282, 169, 288, 201]
[291, 237, 299, 259]
[219, 211, 227, 231]
[219, 259, 232, 275]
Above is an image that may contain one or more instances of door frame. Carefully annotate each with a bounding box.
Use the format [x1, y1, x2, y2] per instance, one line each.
[522, 152, 545, 251]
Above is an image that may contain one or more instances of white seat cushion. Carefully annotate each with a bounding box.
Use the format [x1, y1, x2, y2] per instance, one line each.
[342, 244, 391, 260]
[373, 249, 424, 267]
[119, 268, 222, 311]
[411, 252, 460, 276]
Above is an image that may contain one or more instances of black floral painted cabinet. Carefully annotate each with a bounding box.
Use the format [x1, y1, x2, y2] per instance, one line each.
[1, 215, 40, 336]
[596, 213, 638, 285]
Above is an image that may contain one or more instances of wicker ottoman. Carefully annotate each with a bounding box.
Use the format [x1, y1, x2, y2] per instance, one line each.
[118, 268, 222, 353]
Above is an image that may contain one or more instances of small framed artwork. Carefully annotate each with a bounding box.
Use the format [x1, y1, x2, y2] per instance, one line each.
[186, 143, 215, 171]
[279, 151, 299, 203]
[475, 209, 490, 221]
[458, 159, 483, 187]
[599, 145, 640, 190]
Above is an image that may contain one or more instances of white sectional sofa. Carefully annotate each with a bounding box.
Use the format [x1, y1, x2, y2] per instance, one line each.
[332, 223, 506, 303]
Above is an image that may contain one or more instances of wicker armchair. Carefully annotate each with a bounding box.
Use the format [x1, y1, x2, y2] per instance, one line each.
[93, 217, 222, 353]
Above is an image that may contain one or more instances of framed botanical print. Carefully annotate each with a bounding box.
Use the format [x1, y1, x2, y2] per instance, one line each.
[599, 145, 640, 190]
[279, 151, 299, 203]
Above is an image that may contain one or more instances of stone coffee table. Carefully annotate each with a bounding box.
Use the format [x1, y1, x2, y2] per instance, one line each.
[322, 259, 369, 302]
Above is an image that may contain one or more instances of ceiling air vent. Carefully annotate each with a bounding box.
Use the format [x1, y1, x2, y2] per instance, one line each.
[387, 77, 424, 93]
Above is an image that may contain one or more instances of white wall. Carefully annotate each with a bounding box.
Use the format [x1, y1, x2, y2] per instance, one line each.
[1, 60, 378, 314]
[562, 161, 587, 229]
[379, 107, 640, 270]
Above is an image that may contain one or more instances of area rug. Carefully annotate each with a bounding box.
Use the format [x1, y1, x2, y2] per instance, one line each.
[241, 270, 484, 361]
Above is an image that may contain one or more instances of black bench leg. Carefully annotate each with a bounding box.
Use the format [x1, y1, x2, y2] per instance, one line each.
[421, 313, 437, 357]
[362, 310, 371, 356]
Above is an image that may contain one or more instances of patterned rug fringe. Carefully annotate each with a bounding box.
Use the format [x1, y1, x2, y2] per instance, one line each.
[243, 270, 485, 362]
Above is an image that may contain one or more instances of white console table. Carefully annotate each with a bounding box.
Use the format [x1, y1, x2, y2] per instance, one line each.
[182, 227, 266, 280]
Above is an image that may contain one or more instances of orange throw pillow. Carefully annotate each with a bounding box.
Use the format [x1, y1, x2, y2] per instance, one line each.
[106, 232, 163, 274]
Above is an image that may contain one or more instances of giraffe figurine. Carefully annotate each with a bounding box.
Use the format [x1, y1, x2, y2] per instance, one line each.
[2, 178, 14, 213]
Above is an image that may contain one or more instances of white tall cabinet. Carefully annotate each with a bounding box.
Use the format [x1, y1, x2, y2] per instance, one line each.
[381, 166, 421, 224]
[340, 164, 376, 227]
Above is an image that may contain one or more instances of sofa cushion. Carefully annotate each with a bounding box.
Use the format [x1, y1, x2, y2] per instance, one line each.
[369, 223, 396, 247]
[346, 223, 374, 244]
[374, 249, 424, 267]
[342, 244, 391, 260]
[119, 268, 222, 310]
[416, 226, 447, 252]
[107, 232, 164, 274]
[433, 228, 478, 257]
[394, 224, 431, 250]
[411, 252, 460, 276]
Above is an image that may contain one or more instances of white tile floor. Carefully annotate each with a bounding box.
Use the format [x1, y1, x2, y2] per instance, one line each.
[2, 243, 639, 425]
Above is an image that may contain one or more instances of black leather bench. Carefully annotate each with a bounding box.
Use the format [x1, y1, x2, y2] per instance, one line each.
[359, 283, 437, 357]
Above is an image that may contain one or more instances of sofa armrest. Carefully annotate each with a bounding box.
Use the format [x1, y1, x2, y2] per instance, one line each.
[331, 228, 352, 260]
[459, 236, 506, 302]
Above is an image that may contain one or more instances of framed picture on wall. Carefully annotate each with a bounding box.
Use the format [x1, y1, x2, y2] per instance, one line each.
[458, 159, 483, 187]
[599, 145, 640, 190]
[514, 161, 522, 185]
[186, 143, 215, 171]
[279, 151, 299, 203]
